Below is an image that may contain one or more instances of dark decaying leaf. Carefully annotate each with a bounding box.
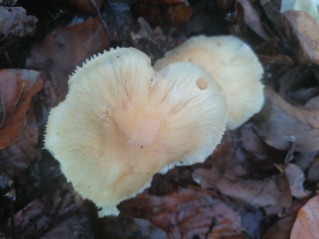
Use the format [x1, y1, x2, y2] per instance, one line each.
[261, 213, 295, 239]
[0, 0, 18, 7]
[64, 0, 104, 15]
[128, 18, 179, 62]
[119, 187, 248, 239]
[254, 87, 319, 152]
[0, 69, 43, 150]
[240, 123, 285, 172]
[3, 189, 82, 238]
[237, 0, 270, 40]
[277, 65, 319, 104]
[284, 163, 310, 199]
[26, 17, 109, 105]
[99, 217, 168, 239]
[132, 0, 192, 27]
[307, 155, 319, 183]
[0, 6, 37, 38]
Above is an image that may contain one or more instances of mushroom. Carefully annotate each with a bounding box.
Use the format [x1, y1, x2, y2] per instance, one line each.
[154, 35, 264, 130]
[45, 47, 227, 216]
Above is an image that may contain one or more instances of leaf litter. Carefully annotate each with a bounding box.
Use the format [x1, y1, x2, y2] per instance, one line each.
[1, 0, 319, 238]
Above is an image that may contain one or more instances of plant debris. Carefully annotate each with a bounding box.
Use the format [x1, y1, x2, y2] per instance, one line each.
[1, 0, 319, 238]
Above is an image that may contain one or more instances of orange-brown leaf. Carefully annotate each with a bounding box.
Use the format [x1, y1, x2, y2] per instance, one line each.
[0, 69, 43, 149]
[290, 194, 319, 239]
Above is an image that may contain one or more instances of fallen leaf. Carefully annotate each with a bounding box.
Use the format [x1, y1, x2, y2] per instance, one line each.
[26, 17, 109, 105]
[194, 168, 291, 215]
[240, 123, 285, 172]
[237, 0, 270, 39]
[0, 6, 37, 38]
[119, 187, 248, 239]
[290, 194, 319, 239]
[0, 71, 25, 127]
[277, 65, 319, 104]
[254, 87, 319, 152]
[262, 214, 295, 239]
[65, 0, 104, 15]
[3, 190, 79, 238]
[0, 69, 43, 149]
[281, 0, 319, 28]
[99, 217, 168, 239]
[0, 0, 18, 6]
[283, 11, 319, 64]
[307, 156, 319, 183]
[132, 0, 192, 27]
[285, 163, 310, 198]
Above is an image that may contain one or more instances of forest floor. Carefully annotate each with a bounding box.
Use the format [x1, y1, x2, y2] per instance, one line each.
[1, 0, 319, 238]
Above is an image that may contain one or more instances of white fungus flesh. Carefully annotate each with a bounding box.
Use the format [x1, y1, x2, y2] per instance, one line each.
[45, 47, 227, 216]
[154, 35, 265, 130]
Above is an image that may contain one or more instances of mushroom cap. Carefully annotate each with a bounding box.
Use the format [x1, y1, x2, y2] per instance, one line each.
[154, 35, 264, 130]
[45, 47, 227, 216]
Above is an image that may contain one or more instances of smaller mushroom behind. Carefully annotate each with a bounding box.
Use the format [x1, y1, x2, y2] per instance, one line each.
[154, 35, 264, 130]
[45, 47, 228, 216]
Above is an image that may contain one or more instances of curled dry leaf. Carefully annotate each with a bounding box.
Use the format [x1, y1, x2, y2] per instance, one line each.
[277, 65, 319, 104]
[132, 0, 192, 27]
[0, 6, 37, 38]
[285, 163, 310, 199]
[254, 87, 319, 152]
[0, 69, 43, 150]
[26, 17, 109, 105]
[119, 187, 247, 239]
[290, 194, 319, 239]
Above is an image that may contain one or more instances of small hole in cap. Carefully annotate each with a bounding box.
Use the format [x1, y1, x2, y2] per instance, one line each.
[196, 78, 208, 90]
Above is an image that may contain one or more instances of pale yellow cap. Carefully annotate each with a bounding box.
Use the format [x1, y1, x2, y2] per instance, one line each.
[155, 35, 264, 130]
[45, 47, 227, 216]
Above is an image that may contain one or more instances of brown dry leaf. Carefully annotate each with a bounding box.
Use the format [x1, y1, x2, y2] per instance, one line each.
[0, 69, 43, 150]
[237, 0, 270, 40]
[119, 187, 248, 239]
[283, 11, 319, 64]
[254, 87, 319, 152]
[132, 0, 192, 27]
[0, 6, 37, 38]
[194, 168, 291, 215]
[262, 214, 295, 239]
[0, 71, 24, 127]
[26, 17, 109, 105]
[290, 194, 319, 239]
[192, 133, 291, 215]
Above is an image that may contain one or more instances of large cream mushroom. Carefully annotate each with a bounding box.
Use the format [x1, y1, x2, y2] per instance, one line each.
[154, 35, 264, 130]
[45, 47, 227, 216]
